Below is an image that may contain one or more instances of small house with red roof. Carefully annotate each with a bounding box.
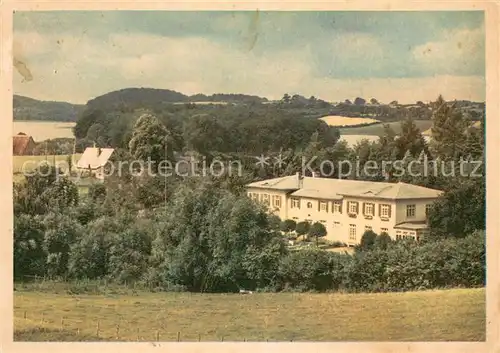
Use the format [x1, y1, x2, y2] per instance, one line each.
[13, 132, 36, 155]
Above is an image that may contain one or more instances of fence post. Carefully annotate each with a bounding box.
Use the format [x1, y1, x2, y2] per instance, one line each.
[177, 331, 180, 342]
[116, 324, 120, 340]
[40, 312, 44, 324]
[198, 333, 201, 342]
[23, 311, 27, 320]
[60, 317, 64, 330]
[156, 330, 159, 341]
[137, 328, 140, 341]
[96, 321, 100, 337]
[221, 335, 224, 342]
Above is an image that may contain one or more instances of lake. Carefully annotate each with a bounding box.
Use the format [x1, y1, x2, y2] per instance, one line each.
[13, 121, 76, 142]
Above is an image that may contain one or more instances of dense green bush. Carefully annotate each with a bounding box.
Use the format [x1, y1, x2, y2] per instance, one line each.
[277, 249, 350, 292]
[273, 233, 485, 293]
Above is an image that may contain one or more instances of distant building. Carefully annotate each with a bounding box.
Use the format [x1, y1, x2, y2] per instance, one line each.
[76, 147, 114, 180]
[246, 173, 443, 245]
[13, 133, 36, 155]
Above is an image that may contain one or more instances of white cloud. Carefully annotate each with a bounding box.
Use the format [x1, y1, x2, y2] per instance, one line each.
[413, 25, 484, 75]
[13, 30, 485, 104]
[331, 33, 385, 60]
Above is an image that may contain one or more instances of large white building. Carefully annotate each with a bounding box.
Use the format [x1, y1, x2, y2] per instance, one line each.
[246, 174, 443, 245]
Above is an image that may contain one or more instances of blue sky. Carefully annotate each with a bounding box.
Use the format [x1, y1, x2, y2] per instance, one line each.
[13, 11, 485, 104]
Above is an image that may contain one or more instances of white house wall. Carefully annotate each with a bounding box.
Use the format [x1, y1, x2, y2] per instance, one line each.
[246, 186, 438, 245]
[394, 199, 434, 224]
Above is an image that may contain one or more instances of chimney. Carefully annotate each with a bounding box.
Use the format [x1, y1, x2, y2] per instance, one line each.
[296, 172, 304, 189]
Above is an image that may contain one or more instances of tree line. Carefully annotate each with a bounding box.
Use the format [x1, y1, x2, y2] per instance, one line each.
[13, 94, 485, 293]
[14, 165, 484, 293]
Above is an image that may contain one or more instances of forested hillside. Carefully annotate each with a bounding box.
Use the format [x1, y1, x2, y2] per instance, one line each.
[13, 95, 85, 122]
[85, 88, 269, 110]
[13, 92, 486, 293]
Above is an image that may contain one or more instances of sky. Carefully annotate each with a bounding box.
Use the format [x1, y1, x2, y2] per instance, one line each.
[13, 11, 485, 104]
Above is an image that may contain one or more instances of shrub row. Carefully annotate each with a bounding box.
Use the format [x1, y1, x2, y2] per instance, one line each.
[275, 232, 485, 292]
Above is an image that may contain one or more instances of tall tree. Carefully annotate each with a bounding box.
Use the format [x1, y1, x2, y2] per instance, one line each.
[148, 179, 285, 292]
[14, 214, 46, 279]
[394, 117, 428, 159]
[183, 114, 228, 155]
[14, 164, 78, 215]
[308, 222, 327, 246]
[354, 97, 366, 106]
[281, 93, 291, 104]
[430, 95, 468, 160]
[128, 113, 175, 172]
[428, 177, 485, 239]
[296, 221, 311, 240]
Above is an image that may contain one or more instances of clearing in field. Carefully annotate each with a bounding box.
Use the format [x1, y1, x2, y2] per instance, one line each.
[13, 287, 485, 342]
[339, 119, 433, 136]
[13, 154, 82, 175]
[320, 115, 380, 127]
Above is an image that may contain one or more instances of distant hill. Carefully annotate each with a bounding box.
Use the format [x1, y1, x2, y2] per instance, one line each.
[86, 87, 268, 109]
[86, 88, 189, 109]
[14, 95, 85, 122]
[189, 93, 268, 104]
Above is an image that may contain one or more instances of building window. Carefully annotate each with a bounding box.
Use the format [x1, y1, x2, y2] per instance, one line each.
[306, 202, 314, 209]
[406, 204, 416, 218]
[348, 201, 359, 214]
[291, 198, 300, 208]
[261, 194, 270, 206]
[248, 192, 259, 201]
[380, 204, 391, 218]
[425, 204, 432, 217]
[363, 203, 374, 216]
[333, 201, 342, 214]
[320, 220, 326, 224]
[396, 230, 402, 240]
[273, 195, 282, 208]
[319, 201, 328, 212]
[292, 217, 299, 220]
[349, 224, 357, 241]
[333, 221, 340, 228]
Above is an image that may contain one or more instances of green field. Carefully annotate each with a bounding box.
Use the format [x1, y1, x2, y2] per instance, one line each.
[13, 153, 92, 196]
[339, 120, 432, 136]
[13, 154, 82, 175]
[14, 287, 485, 342]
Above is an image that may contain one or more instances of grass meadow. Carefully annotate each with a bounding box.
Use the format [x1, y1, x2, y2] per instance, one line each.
[13, 154, 91, 196]
[339, 120, 433, 136]
[13, 154, 82, 175]
[13, 287, 485, 342]
[320, 115, 381, 127]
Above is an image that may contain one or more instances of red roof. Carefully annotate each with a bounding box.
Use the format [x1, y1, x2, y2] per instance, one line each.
[13, 134, 35, 155]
